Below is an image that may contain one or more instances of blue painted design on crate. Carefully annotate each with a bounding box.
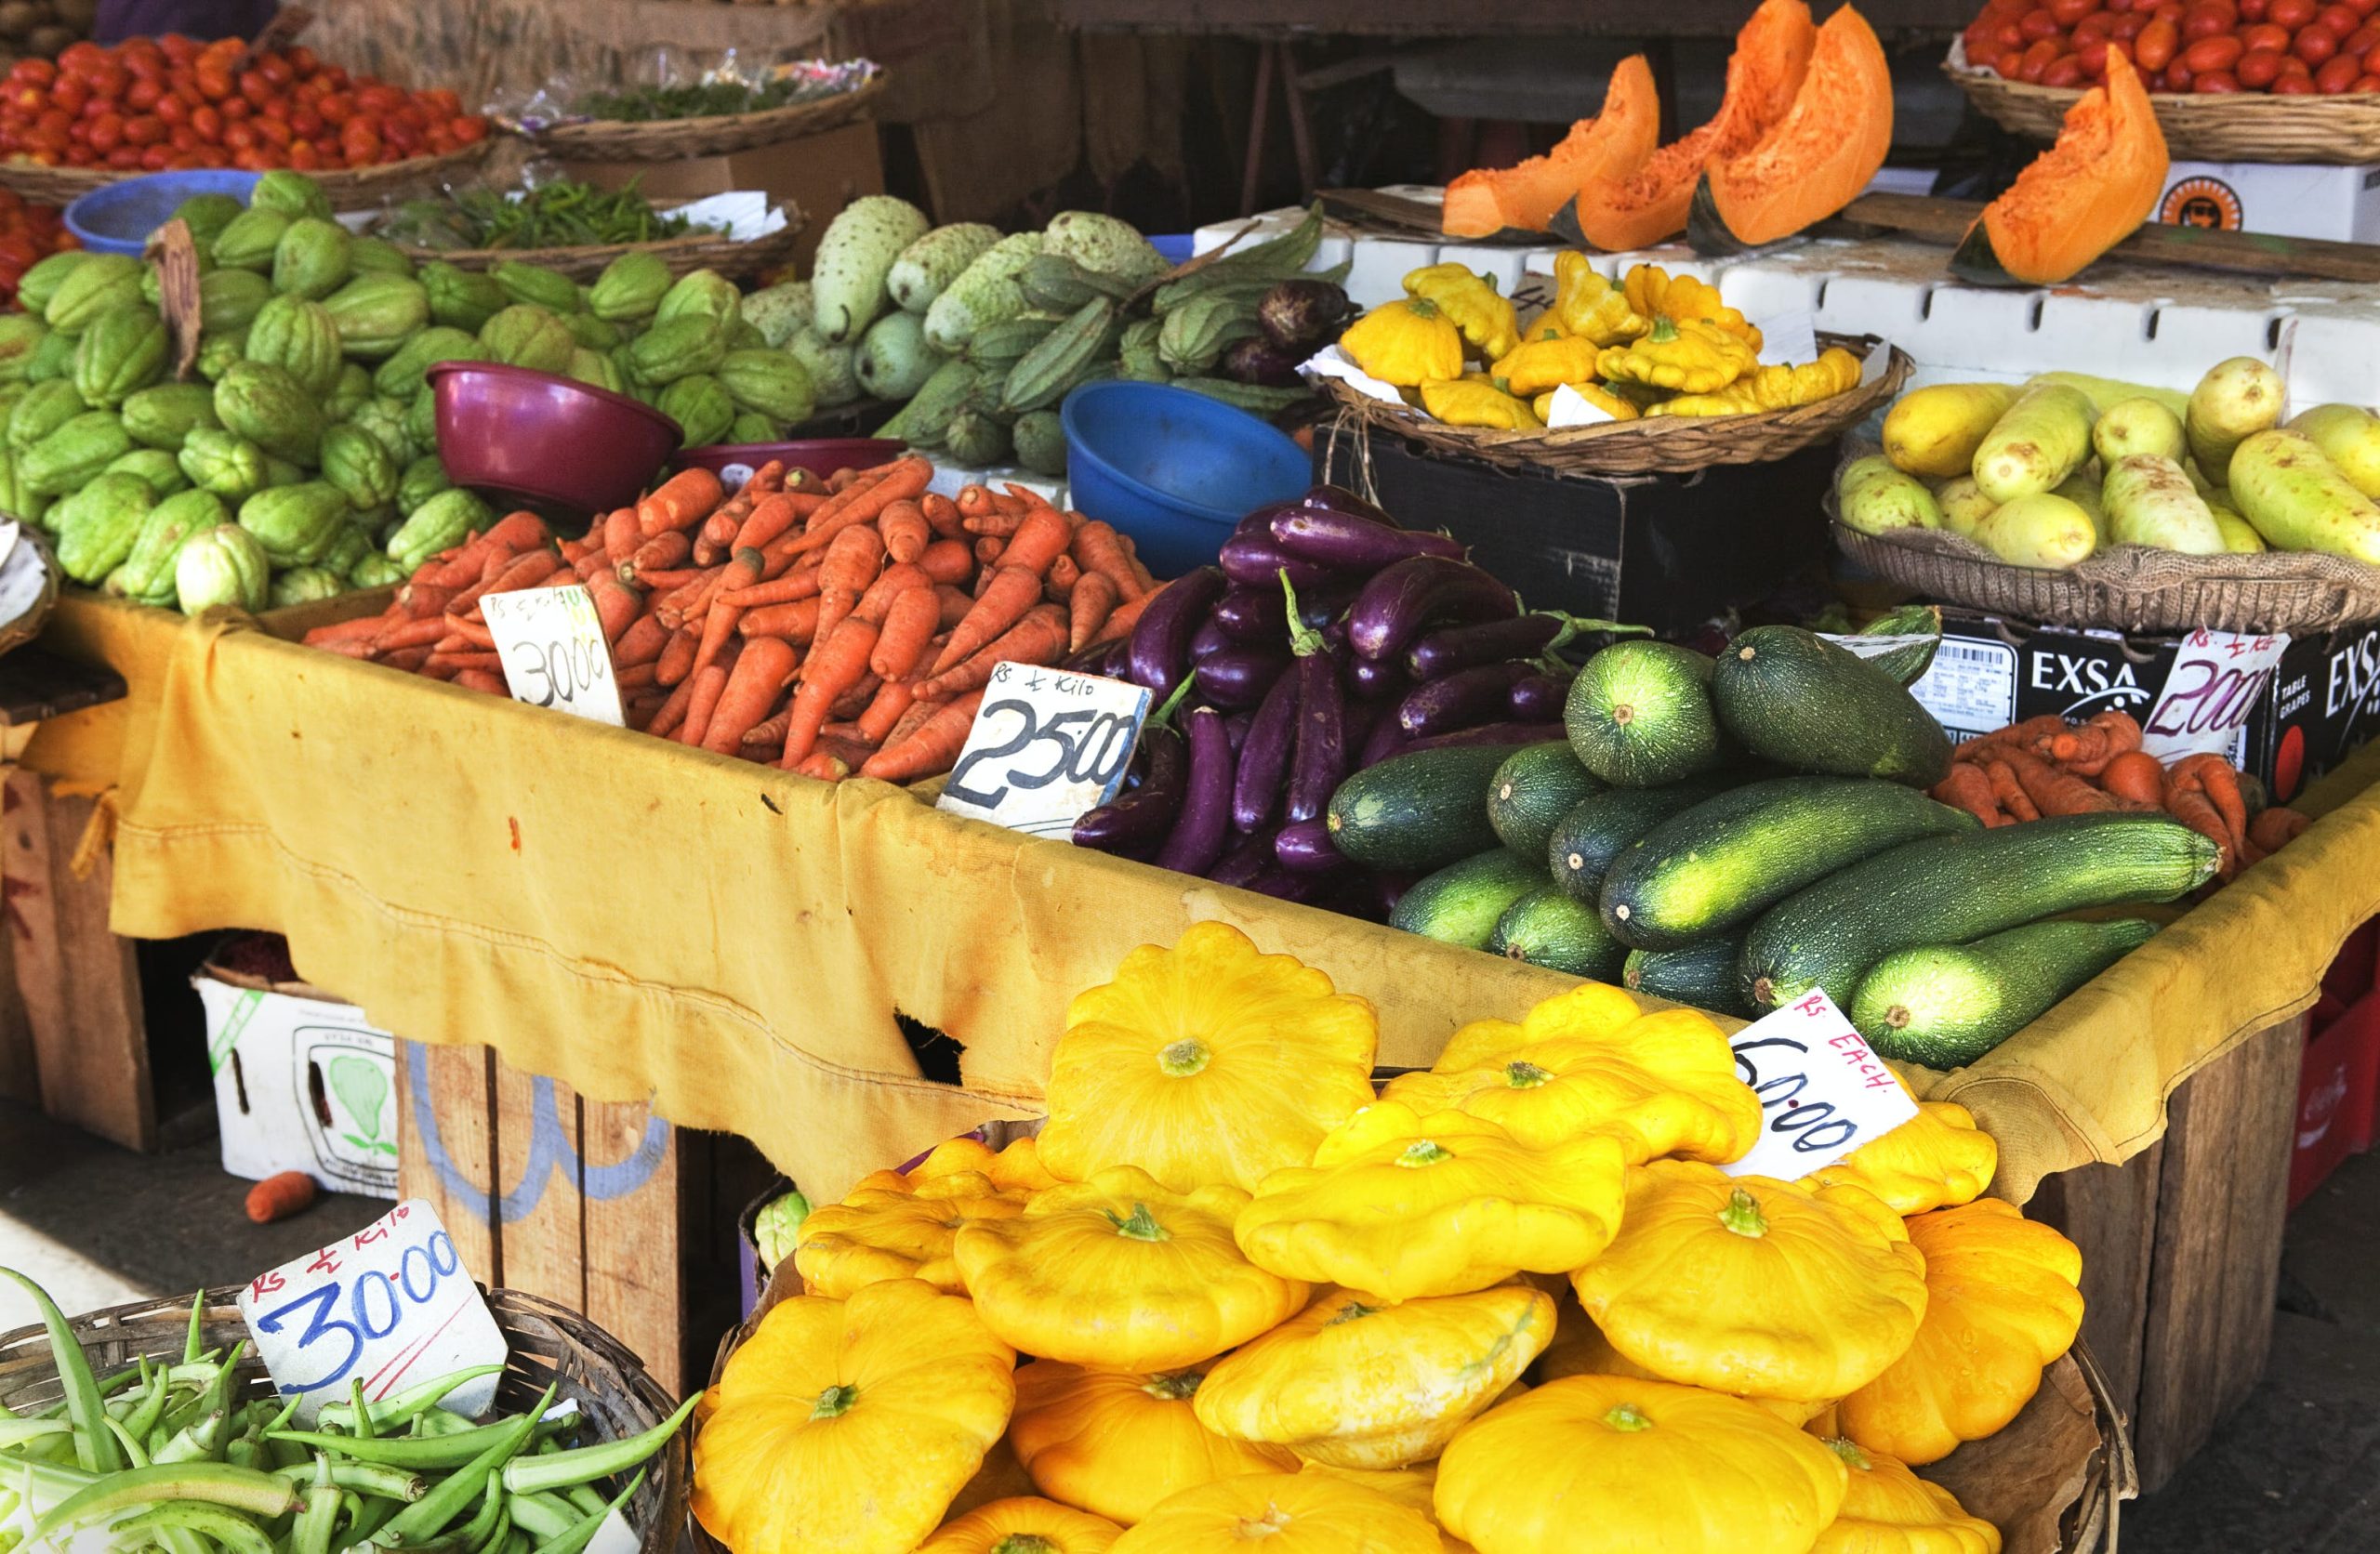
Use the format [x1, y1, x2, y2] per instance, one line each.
[403, 1043, 669, 1222]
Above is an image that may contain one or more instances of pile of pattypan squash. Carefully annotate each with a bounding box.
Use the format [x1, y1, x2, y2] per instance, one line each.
[1335, 256, 1868, 434]
[689, 921, 2081, 1554]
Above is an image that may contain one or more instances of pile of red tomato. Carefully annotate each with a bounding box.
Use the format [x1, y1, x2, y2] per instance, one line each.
[0, 34, 489, 174]
[1965, 0, 2380, 92]
[0, 191, 74, 306]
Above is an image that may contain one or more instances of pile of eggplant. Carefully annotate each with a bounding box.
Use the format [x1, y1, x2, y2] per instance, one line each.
[1067, 485, 1600, 913]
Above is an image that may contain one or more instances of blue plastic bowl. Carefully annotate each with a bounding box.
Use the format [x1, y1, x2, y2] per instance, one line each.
[66, 169, 260, 255]
[1149, 232, 1197, 265]
[1061, 381, 1309, 576]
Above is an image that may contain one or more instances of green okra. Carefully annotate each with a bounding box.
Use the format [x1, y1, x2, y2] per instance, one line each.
[367, 1384, 552, 1549]
[0, 1268, 122, 1475]
[449, 1472, 507, 1548]
[34, 1461, 300, 1535]
[0, 1418, 70, 1451]
[104, 1416, 151, 1468]
[318, 1367, 504, 1436]
[499, 1395, 694, 1498]
[105, 1503, 276, 1554]
[503, 1493, 579, 1542]
[269, 1460, 428, 1503]
[526, 1467, 643, 1554]
[560, 1482, 604, 1520]
[151, 1409, 229, 1465]
[291, 1460, 343, 1554]
[121, 1367, 171, 1445]
[182, 1290, 206, 1366]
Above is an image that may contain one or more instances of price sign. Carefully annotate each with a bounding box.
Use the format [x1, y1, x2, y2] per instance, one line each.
[934, 664, 1152, 837]
[1722, 991, 1919, 1179]
[238, 1200, 507, 1424]
[482, 586, 625, 727]
[2139, 627, 2290, 763]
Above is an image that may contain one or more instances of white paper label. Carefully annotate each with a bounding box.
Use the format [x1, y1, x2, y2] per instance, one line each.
[1543, 383, 1618, 428]
[482, 585, 625, 727]
[586, 1508, 641, 1554]
[2139, 627, 2288, 763]
[1910, 638, 2019, 742]
[1746, 307, 1820, 370]
[239, 1200, 507, 1424]
[934, 665, 1153, 837]
[1722, 991, 1920, 1179]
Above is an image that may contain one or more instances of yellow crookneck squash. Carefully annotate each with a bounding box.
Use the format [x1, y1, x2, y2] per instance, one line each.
[916, 1496, 1125, 1554]
[1009, 1361, 1298, 1526]
[1389, 984, 1760, 1164]
[1810, 1438, 2003, 1554]
[691, 1278, 1018, 1554]
[955, 1164, 1309, 1371]
[1037, 922, 1380, 1193]
[1108, 1472, 1444, 1554]
[1803, 1100, 1998, 1217]
[793, 1169, 1028, 1299]
[1837, 1200, 2084, 1466]
[1435, 1375, 1849, 1554]
[1194, 1284, 1556, 1469]
[1234, 1100, 1628, 1302]
[1571, 1162, 1928, 1403]
[1533, 1298, 1830, 1426]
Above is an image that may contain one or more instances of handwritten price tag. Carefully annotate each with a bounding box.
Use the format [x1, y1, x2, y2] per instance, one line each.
[483, 586, 625, 727]
[2139, 627, 2290, 763]
[238, 1200, 507, 1424]
[1722, 991, 1919, 1179]
[934, 664, 1152, 836]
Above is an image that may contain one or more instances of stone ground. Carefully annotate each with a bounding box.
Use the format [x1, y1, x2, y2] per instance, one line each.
[3, 1096, 2375, 1548]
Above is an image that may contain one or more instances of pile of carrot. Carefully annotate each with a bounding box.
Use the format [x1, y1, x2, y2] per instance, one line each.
[300, 454, 1168, 783]
[1930, 708, 2311, 880]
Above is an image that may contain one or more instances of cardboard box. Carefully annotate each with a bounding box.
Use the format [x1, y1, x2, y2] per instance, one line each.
[1317, 428, 1836, 634]
[2290, 990, 2380, 1209]
[561, 118, 884, 273]
[1907, 612, 2380, 805]
[2152, 160, 2380, 244]
[198, 959, 399, 1199]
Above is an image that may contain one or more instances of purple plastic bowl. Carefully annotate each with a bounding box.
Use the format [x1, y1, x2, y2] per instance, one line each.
[671, 438, 907, 488]
[427, 362, 683, 513]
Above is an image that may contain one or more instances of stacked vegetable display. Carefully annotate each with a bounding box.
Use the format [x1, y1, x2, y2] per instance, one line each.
[0, 187, 71, 307]
[1964, 0, 2380, 94]
[1845, 359, 2380, 569]
[693, 923, 2082, 1554]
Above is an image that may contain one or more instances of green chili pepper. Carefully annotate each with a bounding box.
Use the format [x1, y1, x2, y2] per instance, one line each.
[368, 1384, 552, 1549]
[500, 1397, 693, 1497]
[0, 1268, 123, 1475]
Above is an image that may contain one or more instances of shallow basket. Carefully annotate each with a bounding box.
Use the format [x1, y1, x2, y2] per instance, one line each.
[1943, 37, 2380, 163]
[533, 73, 888, 162]
[0, 1284, 688, 1554]
[0, 138, 497, 211]
[393, 207, 806, 283]
[1323, 335, 1909, 479]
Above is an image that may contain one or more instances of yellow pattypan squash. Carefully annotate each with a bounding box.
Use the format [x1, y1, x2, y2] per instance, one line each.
[1403, 263, 1521, 362]
[793, 1169, 1028, 1298]
[1622, 262, 1764, 351]
[1551, 251, 1652, 346]
[1534, 1299, 1831, 1426]
[1597, 316, 1757, 395]
[1420, 377, 1541, 431]
[1642, 383, 1761, 417]
[1742, 347, 1865, 409]
[1432, 980, 1636, 1069]
[1393, 991, 1761, 1164]
[1009, 1360, 1297, 1526]
[1435, 1376, 1849, 1554]
[1804, 1100, 1998, 1217]
[1811, 1438, 2003, 1554]
[1487, 332, 1606, 398]
[955, 1164, 1309, 1371]
[1528, 382, 1640, 424]
[1836, 1199, 2083, 1466]
[1038, 921, 1378, 1193]
[853, 1135, 1061, 1196]
[1234, 1100, 1628, 1302]
[947, 1436, 1042, 1521]
[1295, 1459, 1437, 1517]
[691, 1279, 1017, 1554]
[1109, 1472, 1441, 1554]
[1194, 1284, 1555, 1470]
[1341, 299, 1465, 388]
[917, 1497, 1123, 1554]
[1572, 1162, 1929, 1403]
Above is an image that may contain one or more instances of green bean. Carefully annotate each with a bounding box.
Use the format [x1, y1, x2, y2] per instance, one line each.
[319, 1369, 504, 1435]
[271, 1461, 427, 1502]
[33, 1462, 299, 1535]
[0, 1269, 123, 1475]
[367, 1385, 551, 1550]
[108, 1503, 276, 1554]
[526, 1467, 643, 1554]
[500, 1396, 694, 1497]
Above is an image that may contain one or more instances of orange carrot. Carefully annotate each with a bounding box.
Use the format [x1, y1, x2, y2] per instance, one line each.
[2049, 709, 2143, 775]
[693, 548, 765, 678]
[879, 499, 930, 564]
[454, 669, 509, 695]
[793, 751, 852, 782]
[308, 612, 392, 645]
[861, 691, 985, 781]
[638, 468, 725, 538]
[956, 484, 998, 522]
[791, 456, 932, 553]
[1047, 554, 1080, 597]
[615, 662, 658, 691]
[656, 626, 699, 687]
[870, 586, 940, 679]
[813, 523, 886, 645]
[426, 649, 503, 675]
[1985, 759, 2039, 823]
[382, 646, 433, 673]
[878, 695, 945, 753]
[623, 529, 690, 583]
[830, 672, 882, 719]
[1092, 588, 1155, 644]
[722, 569, 825, 610]
[965, 506, 1024, 539]
[1067, 570, 1118, 652]
[2098, 750, 2167, 808]
[1119, 534, 1157, 595]
[916, 604, 1069, 700]
[741, 598, 821, 642]
[932, 585, 972, 630]
[588, 573, 642, 644]
[973, 535, 1006, 569]
[781, 614, 880, 768]
[2251, 806, 2310, 851]
[681, 663, 732, 748]
[918, 537, 973, 585]
[997, 506, 1073, 576]
[614, 612, 672, 668]
[486, 547, 562, 595]
[920, 492, 965, 539]
[602, 507, 641, 563]
[1953, 715, 2069, 763]
[1070, 520, 1145, 601]
[245, 1171, 316, 1224]
[372, 615, 449, 653]
[740, 710, 791, 750]
[1931, 762, 2003, 826]
[856, 678, 917, 744]
[703, 637, 800, 755]
[2005, 748, 2115, 815]
[855, 562, 931, 626]
[734, 493, 803, 552]
[313, 638, 378, 660]
[647, 675, 697, 739]
[931, 565, 1043, 676]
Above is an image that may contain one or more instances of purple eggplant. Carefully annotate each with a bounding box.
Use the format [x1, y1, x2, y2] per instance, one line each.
[1129, 567, 1225, 696]
[1072, 719, 1187, 855]
[1346, 556, 1518, 663]
[1209, 829, 1279, 889]
[1236, 501, 1301, 538]
[1063, 638, 1130, 678]
[1355, 709, 1408, 770]
[1214, 584, 1289, 643]
[1223, 336, 1305, 388]
[1406, 614, 1567, 680]
[1233, 669, 1302, 832]
[1223, 711, 1253, 752]
[1154, 707, 1236, 876]
[1394, 661, 1539, 738]
[1274, 819, 1347, 873]
[1286, 647, 1347, 826]
[1237, 864, 1328, 903]
[1196, 646, 1290, 709]
[1272, 507, 1466, 572]
[1219, 532, 1336, 589]
[1384, 720, 1567, 760]
[1509, 671, 1573, 721]
[1348, 654, 1407, 704]
[1190, 618, 1234, 664]
[1298, 483, 1399, 525]
[1295, 575, 1362, 626]
[1258, 280, 1353, 350]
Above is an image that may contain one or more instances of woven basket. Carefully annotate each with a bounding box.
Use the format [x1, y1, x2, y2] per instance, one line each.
[394, 207, 806, 283]
[0, 138, 497, 212]
[1323, 336, 1910, 480]
[0, 1285, 687, 1554]
[535, 73, 888, 162]
[1944, 37, 2380, 162]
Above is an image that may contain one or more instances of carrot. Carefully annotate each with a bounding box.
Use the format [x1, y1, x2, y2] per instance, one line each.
[454, 669, 510, 695]
[1092, 588, 1155, 644]
[740, 710, 791, 750]
[1931, 762, 2004, 826]
[2098, 750, 2167, 808]
[741, 598, 822, 642]
[856, 678, 918, 744]
[2049, 709, 2143, 775]
[973, 535, 1006, 569]
[313, 638, 378, 660]
[1985, 758, 2039, 823]
[1066, 570, 1118, 652]
[965, 506, 1024, 538]
[693, 548, 765, 678]
[571, 549, 612, 585]
[1047, 554, 1081, 597]
[442, 612, 497, 650]
[426, 649, 504, 675]
[1953, 714, 2069, 763]
[2250, 806, 2311, 852]
[307, 612, 392, 645]
[371, 614, 448, 653]
[2163, 784, 2236, 877]
[932, 585, 972, 631]
[830, 672, 883, 719]
[395, 579, 456, 620]
[722, 568, 825, 610]
[781, 614, 880, 768]
[486, 547, 562, 594]
[615, 662, 658, 691]
[918, 537, 973, 585]
[916, 603, 1069, 700]
[1070, 520, 1145, 601]
[878, 695, 945, 753]
[245, 1170, 316, 1224]
[623, 529, 691, 582]
[869, 586, 941, 679]
[613, 612, 672, 669]
[813, 522, 886, 645]
[931, 565, 1044, 676]
[861, 691, 985, 781]
[656, 626, 699, 687]
[2168, 752, 2250, 870]
[638, 468, 725, 538]
[920, 492, 965, 539]
[382, 646, 433, 673]
[588, 573, 642, 644]
[793, 751, 853, 782]
[878, 499, 930, 564]
[734, 493, 804, 552]
[602, 507, 642, 563]
[856, 562, 932, 626]
[681, 663, 732, 748]
[997, 505, 1073, 576]
[2004, 748, 2115, 816]
[703, 637, 800, 755]
[790, 455, 932, 554]
[647, 675, 698, 740]
[957, 484, 998, 522]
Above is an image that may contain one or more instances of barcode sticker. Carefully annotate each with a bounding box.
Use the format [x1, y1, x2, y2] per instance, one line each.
[1910, 639, 2017, 741]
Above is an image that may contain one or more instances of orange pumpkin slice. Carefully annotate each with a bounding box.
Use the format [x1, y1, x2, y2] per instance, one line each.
[1694, 5, 1896, 251]
[1953, 46, 2169, 286]
[1442, 55, 1659, 238]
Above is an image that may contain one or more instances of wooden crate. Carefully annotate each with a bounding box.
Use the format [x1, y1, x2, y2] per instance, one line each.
[2031, 1014, 2305, 1495]
[393, 1038, 770, 1395]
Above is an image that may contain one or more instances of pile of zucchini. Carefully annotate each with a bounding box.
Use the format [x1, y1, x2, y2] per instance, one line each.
[1327, 610, 2222, 1067]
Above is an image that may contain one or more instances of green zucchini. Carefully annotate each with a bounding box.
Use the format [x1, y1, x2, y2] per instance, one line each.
[1488, 742, 1603, 861]
[1854, 603, 1943, 687]
[1852, 918, 2159, 1068]
[1599, 777, 1979, 951]
[1565, 641, 1729, 787]
[1624, 938, 1752, 1017]
[1546, 775, 1738, 905]
[1488, 886, 1630, 981]
[1327, 744, 1528, 872]
[1740, 813, 2219, 1011]
[1711, 626, 1952, 788]
[1391, 849, 1546, 953]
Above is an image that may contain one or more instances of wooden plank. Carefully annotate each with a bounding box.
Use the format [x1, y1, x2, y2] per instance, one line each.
[393, 1039, 501, 1288]
[581, 1095, 686, 1393]
[2130, 1017, 2304, 1492]
[1838, 192, 2380, 284]
[3, 771, 151, 1151]
[0, 647, 126, 728]
[491, 1052, 587, 1322]
[1051, 0, 1966, 39]
[2030, 1141, 2163, 1429]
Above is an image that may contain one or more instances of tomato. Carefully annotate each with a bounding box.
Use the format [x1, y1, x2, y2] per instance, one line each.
[2076, 12, 2119, 40]
[2242, 0, 2271, 18]
[2239, 43, 2292, 78]
[2353, 69, 2380, 83]
[419, 87, 460, 117]
[190, 104, 221, 140]
[160, 33, 199, 63]
[451, 116, 487, 145]
[2344, 21, 2380, 47]
[2298, 24, 2340, 60]
[286, 138, 321, 169]
[2320, 2, 2364, 28]
[257, 53, 293, 88]
[2042, 50, 2087, 80]
[222, 121, 257, 151]
[2242, 20, 2293, 47]
[2052, 0, 2101, 22]
[2275, 61, 2321, 82]
[2022, 6, 2065, 35]
[316, 92, 351, 125]
[2273, 0, 2320, 22]
[154, 92, 187, 125]
[2184, 0, 2237, 36]
[2135, 14, 2184, 61]
[195, 66, 233, 102]
[251, 115, 291, 149]
[84, 112, 122, 151]
[168, 125, 197, 151]
[139, 144, 168, 170]
[288, 105, 323, 138]
[51, 77, 88, 116]
[2317, 48, 2364, 80]
[220, 97, 250, 122]
[2183, 32, 2246, 65]
[286, 46, 318, 75]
